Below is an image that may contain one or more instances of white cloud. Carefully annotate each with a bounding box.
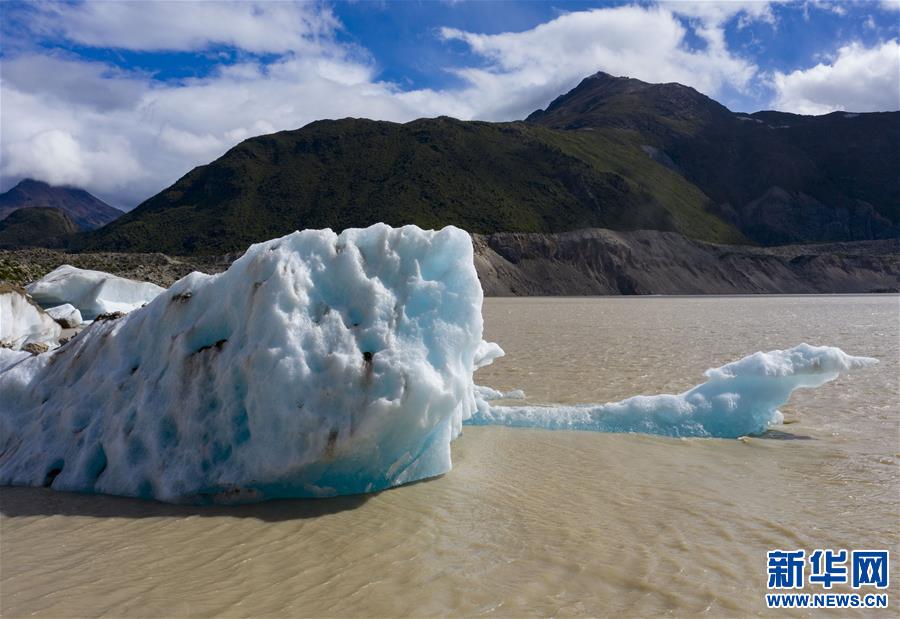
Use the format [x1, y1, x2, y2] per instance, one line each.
[439, 5, 758, 120]
[25, 1, 342, 54]
[663, 1, 779, 26]
[881, 0, 900, 11]
[772, 40, 900, 114]
[810, 0, 848, 16]
[2, 125, 142, 191]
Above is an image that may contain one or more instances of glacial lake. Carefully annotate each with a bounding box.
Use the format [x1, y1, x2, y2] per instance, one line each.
[2, 296, 898, 617]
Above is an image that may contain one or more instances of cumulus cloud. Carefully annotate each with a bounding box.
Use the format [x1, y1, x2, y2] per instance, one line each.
[771, 40, 900, 114]
[23, 1, 342, 54]
[439, 5, 759, 120]
[663, 1, 780, 26]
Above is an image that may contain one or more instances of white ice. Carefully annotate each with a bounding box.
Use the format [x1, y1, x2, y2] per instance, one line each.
[0, 287, 62, 350]
[0, 225, 502, 503]
[474, 385, 526, 401]
[26, 265, 165, 320]
[468, 344, 877, 438]
[45, 304, 83, 328]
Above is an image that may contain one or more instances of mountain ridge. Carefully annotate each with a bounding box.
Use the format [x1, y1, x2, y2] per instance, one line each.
[525, 72, 899, 244]
[78, 115, 743, 253]
[0, 179, 122, 231]
[71, 71, 900, 254]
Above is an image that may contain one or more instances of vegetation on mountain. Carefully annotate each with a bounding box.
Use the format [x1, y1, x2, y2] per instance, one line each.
[74, 72, 898, 254]
[80, 116, 745, 254]
[0, 207, 79, 249]
[528, 73, 899, 244]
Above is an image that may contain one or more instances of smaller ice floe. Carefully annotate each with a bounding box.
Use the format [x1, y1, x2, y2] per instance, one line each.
[0, 285, 61, 350]
[26, 265, 165, 320]
[468, 344, 876, 438]
[475, 385, 526, 401]
[45, 304, 82, 329]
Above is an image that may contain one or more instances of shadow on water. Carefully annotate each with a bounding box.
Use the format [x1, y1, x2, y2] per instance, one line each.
[0, 486, 370, 522]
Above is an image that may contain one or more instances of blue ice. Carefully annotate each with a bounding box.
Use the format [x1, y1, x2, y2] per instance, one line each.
[468, 344, 877, 438]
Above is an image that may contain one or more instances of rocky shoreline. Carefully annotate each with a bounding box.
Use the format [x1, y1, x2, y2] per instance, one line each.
[0, 248, 234, 288]
[3, 229, 899, 295]
[473, 229, 900, 295]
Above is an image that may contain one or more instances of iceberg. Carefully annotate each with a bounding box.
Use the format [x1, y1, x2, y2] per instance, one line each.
[0, 225, 501, 503]
[45, 304, 83, 329]
[474, 385, 526, 401]
[0, 285, 62, 350]
[26, 265, 165, 320]
[469, 344, 877, 438]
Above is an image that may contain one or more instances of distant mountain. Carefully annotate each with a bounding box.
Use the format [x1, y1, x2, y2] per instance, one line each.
[78, 72, 899, 254]
[0, 207, 79, 248]
[0, 179, 122, 230]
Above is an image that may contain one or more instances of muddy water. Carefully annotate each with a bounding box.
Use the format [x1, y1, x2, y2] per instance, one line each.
[2, 296, 898, 617]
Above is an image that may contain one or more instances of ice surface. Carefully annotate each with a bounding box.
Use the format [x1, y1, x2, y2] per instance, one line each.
[468, 344, 877, 438]
[26, 265, 165, 320]
[0, 287, 61, 349]
[0, 348, 32, 372]
[45, 304, 83, 328]
[0, 225, 501, 503]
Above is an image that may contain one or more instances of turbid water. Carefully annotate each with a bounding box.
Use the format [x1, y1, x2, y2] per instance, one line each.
[2, 296, 898, 617]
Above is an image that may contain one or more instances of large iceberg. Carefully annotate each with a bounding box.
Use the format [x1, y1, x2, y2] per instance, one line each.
[0, 225, 501, 502]
[26, 265, 165, 320]
[469, 344, 877, 438]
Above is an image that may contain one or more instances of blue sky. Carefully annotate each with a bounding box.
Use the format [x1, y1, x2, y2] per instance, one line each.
[1, 1, 898, 208]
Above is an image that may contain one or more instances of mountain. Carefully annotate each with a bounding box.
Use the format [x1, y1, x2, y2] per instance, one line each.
[527, 72, 900, 244]
[79, 72, 899, 255]
[79, 117, 743, 254]
[0, 207, 79, 248]
[0, 179, 122, 230]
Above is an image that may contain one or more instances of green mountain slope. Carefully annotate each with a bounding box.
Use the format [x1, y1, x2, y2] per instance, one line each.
[528, 72, 900, 244]
[0, 207, 79, 248]
[81, 117, 743, 254]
